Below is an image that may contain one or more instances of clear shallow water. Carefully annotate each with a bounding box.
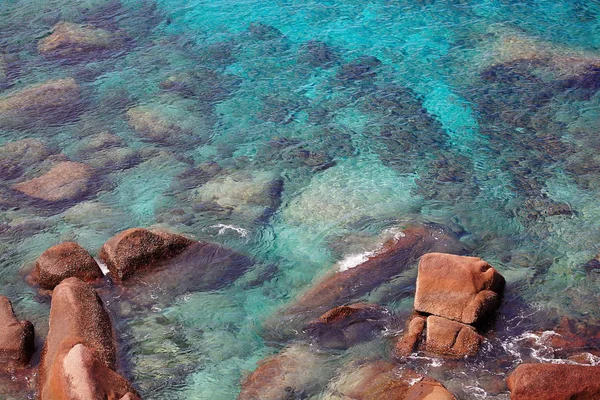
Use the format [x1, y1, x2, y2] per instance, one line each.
[0, 0, 599, 398]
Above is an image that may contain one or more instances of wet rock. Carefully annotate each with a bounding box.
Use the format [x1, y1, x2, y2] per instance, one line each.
[12, 161, 95, 203]
[32, 242, 103, 289]
[0, 78, 82, 129]
[238, 344, 334, 400]
[323, 360, 455, 399]
[0, 138, 53, 180]
[297, 40, 339, 68]
[304, 303, 391, 350]
[190, 169, 283, 224]
[0, 296, 34, 371]
[507, 363, 600, 400]
[336, 55, 382, 81]
[38, 22, 122, 59]
[393, 314, 426, 357]
[99, 227, 194, 281]
[425, 316, 483, 358]
[38, 278, 135, 400]
[268, 224, 466, 336]
[414, 253, 505, 325]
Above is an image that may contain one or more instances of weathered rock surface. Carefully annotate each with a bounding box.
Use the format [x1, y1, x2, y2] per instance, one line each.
[38, 22, 121, 58]
[38, 277, 136, 400]
[323, 360, 455, 400]
[73, 132, 140, 171]
[0, 78, 82, 129]
[238, 345, 334, 400]
[425, 316, 483, 358]
[0, 138, 53, 180]
[414, 253, 505, 325]
[12, 161, 95, 203]
[99, 227, 195, 281]
[0, 296, 34, 371]
[271, 224, 465, 334]
[394, 314, 426, 357]
[33, 241, 103, 289]
[507, 363, 600, 400]
[304, 303, 390, 349]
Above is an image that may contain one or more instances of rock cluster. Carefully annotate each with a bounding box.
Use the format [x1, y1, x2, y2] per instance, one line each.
[394, 253, 505, 359]
[38, 22, 122, 59]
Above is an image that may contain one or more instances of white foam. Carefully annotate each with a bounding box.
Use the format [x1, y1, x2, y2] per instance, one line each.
[210, 224, 249, 238]
[95, 258, 109, 275]
[337, 228, 406, 272]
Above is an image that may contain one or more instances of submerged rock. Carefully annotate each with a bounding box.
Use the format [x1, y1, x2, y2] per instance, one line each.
[336, 55, 382, 82]
[304, 303, 391, 350]
[12, 161, 95, 203]
[0, 138, 53, 180]
[99, 227, 194, 281]
[38, 278, 136, 400]
[414, 253, 505, 325]
[507, 363, 600, 400]
[238, 344, 334, 400]
[0, 296, 34, 371]
[297, 40, 339, 68]
[323, 360, 455, 400]
[73, 132, 141, 171]
[38, 21, 122, 59]
[32, 241, 103, 289]
[0, 78, 82, 129]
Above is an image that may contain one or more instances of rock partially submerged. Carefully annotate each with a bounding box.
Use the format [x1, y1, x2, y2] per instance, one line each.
[38, 278, 137, 400]
[12, 161, 95, 203]
[38, 22, 122, 59]
[0, 78, 82, 129]
[99, 228, 194, 281]
[32, 241, 103, 289]
[0, 296, 34, 371]
[414, 253, 505, 325]
[425, 316, 483, 359]
[323, 360, 455, 399]
[507, 363, 600, 400]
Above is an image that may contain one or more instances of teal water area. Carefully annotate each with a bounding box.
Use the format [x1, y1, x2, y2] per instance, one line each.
[1, 0, 600, 398]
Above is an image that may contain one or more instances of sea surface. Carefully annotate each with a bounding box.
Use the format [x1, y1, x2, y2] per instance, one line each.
[1, 0, 600, 398]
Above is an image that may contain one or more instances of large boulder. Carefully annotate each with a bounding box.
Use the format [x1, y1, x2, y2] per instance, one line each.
[38, 278, 136, 400]
[99, 228, 194, 281]
[33, 241, 103, 289]
[238, 344, 334, 400]
[304, 303, 391, 350]
[12, 161, 95, 203]
[38, 22, 121, 58]
[507, 363, 600, 400]
[0, 138, 53, 180]
[0, 78, 82, 129]
[425, 316, 483, 358]
[0, 296, 34, 371]
[414, 253, 505, 325]
[323, 360, 455, 400]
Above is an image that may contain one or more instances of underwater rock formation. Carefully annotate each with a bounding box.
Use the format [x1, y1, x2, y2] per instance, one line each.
[322, 360, 455, 399]
[303, 303, 391, 350]
[99, 228, 194, 281]
[0, 296, 34, 371]
[0, 139, 53, 180]
[32, 241, 103, 289]
[38, 22, 122, 59]
[507, 363, 600, 400]
[72, 132, 141, 171]
[12, 161, 95, 203]
[414, 253, 505, 325]
[0, 79, 82, 129]
[38, 278, 137, 400]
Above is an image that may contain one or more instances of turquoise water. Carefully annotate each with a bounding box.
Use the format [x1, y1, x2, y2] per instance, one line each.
[0, 0, 600, 398]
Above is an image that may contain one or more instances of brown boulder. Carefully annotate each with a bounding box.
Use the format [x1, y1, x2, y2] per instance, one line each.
[323, 360, 455, 399]
[33, 241, 103, 289]
[38, 22, 120, 58]
[425, 316, 483, 358]
[507, 363, 600, 400]
[12, 161, 95, 202]
[394, 314, 426, 358]
[99, 228, 195, 281]
[414, 253, 505, 325]
[0, 138, 53, 180]
[0, 296, 34, 371]
[304, 303, 390, 349]
[0, 78, 81, 129]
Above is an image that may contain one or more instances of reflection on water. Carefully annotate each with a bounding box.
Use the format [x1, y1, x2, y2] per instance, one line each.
[0, 0, 600, 398]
